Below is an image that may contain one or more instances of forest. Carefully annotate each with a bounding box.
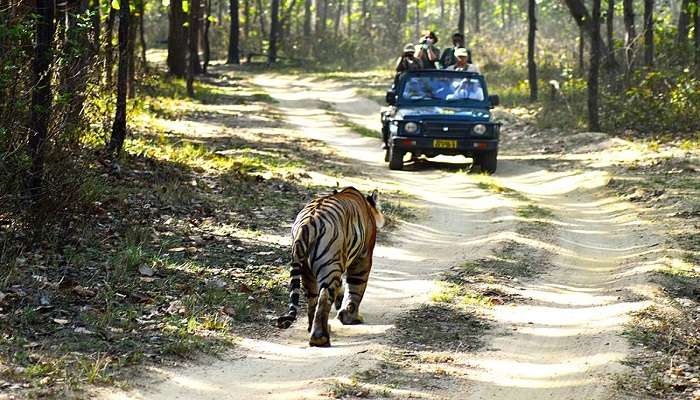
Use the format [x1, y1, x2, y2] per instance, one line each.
[1, 0, 700, 398]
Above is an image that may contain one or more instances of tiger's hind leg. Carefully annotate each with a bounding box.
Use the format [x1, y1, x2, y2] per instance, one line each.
[338, 256, 371, 325]
[309, 277, 341, 347]
[334, 279, 344, 311]
[303, 278, 319, 332]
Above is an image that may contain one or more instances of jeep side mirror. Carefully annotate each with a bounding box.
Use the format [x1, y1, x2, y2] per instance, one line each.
[386, 90, 396, 105]
[488, 95, 500, 107]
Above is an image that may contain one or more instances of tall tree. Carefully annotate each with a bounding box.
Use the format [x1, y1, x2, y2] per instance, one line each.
[303, 0, 311, 53]
[227, 0, 240, 63]
[187, 0, 201, 97]
[268, 0, 279, 63]
[473, 0, 480, 33]
[677, 0, 690, 49]
[138, 0, 147, 72]
[29, 0, 54, 195]
[694, 0, 700, 70]
[527, 0, 537, 101]
[623, 0, 635, 73]
[105, 7, 116, 85]
[458, 0, 465, 37]
[589, 0, 601, 131]
[643, 0, 653, 66]
[414, 0, 419, 39]
[562, 0, 608, 54]
[243, 0, 250, 41]
[606, 0, 616, 68]
[203, 0, 212, 71]
[127, 7, 137, 98]
[346, 0, 352, 36]
[108, 0, 130, 155]
[168, 0, 187, 76]
[333, 0, 343, 36]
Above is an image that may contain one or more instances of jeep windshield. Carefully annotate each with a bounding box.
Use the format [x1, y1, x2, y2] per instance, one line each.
[400, 75, 485, 104]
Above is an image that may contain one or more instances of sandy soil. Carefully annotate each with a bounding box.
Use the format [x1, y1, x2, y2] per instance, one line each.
[96, 73, 661, 400]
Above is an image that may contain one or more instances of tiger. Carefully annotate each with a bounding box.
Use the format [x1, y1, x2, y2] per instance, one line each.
[277, 186, 385, 347]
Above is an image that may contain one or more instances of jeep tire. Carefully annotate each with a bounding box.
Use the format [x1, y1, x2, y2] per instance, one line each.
[388, 146, 404, 170]
[475, 150, 497, 174]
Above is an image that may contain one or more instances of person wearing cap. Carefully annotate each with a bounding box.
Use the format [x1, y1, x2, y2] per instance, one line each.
[415, 30, 440, 69]
[440, 32, 472, 69]
[446, 48, 480, 72]
[396, 43, 423, 74]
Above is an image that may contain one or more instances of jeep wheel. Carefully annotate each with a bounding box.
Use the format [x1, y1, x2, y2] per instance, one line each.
[476, 150, 498, 174]
[388, 147, 404, 170]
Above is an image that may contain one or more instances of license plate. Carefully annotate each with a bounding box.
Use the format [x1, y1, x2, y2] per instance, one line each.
[433, 139, 458, 149]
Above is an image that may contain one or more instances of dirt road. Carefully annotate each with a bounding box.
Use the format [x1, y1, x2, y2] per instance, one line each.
[98, 73, 660, 400]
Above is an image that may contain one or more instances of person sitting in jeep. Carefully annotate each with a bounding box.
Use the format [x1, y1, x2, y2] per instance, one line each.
[446, 48, 479, 72]
[440, 32, 472, 68]
[415, 31, 440, 69]
[395, 43, 422, 74]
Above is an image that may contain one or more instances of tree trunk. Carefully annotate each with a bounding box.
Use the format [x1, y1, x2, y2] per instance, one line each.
[168, 0, 187, 76]
[255, 0, 267, 40]
[677, 0, 690, 48]
[346, 0, 352, 36]
[139, 0, 147, 72]
[606, 0, 616, 68]
[203, 0, 212, 71]
[473, 0, 480, 33]
[105, 6, 116, 86]
[187, 0, 200, 97]
[579, 26, 585, 73]
[333, 0, 342, 37]
[527, 0, 537, 101]
[589, 0, 601, 131]
[360, 0, 367, 34]
[243, 0, 250, 42]
[623, 0, 635, 73]
[440, 0, 445, 22]
[29, 0, 54, 196]
[562, 0, 608, 55]
[643, 0, 653, 66]
[108, 0, 129, 155]
[458, 0, 465, 37]
[694, 0, 700, 70]
[191, 0, 203, 74]
[508, 0, 513, 28]
[127, 8, 137, 98]
[500, 0, 506, 28]
[227, 0, 239, 63]
[414, 0, 419, 39]
[268, 0, 279, 63]
[64, 0, 91, 138]
[90, 0, 101, 57]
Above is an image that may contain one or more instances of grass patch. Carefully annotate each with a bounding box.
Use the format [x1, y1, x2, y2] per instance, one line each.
[0, 67, 367, 398]
[320, 101, 382, 139]
[327, 379, 392, 399]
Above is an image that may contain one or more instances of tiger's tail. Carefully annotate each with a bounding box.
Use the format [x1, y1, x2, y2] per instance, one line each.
[277, 223, 314, 329]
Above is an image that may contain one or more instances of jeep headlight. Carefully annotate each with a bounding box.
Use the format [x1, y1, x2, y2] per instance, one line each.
[404, 122, 419, 134]
[472, 124, 487, 135]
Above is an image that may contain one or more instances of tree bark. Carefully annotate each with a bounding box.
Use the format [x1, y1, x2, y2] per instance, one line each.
[623, 0, 635, 73]
[606, 0, 616, 68]
[191, 0, 203, 74]
[127, 8, 137, 98]
[139, 0, 147, 72]
[227, 0, 240, 63]
[346, 0, 352, 36]
[90, 0, 101, 57]
[268, 0, 279, 63]
[108, 0, 129, 156]
[579, 25, 585, 73]
[473, 0, 480, 33]
[243, 0, 250, 41]
[694, 0, 700, 70]
[527, 0, 537, 101]
[187, 0, 200, 97]
[333, 0, 342, 37]
[508, 0, 513, 28]
[562, 0, 608, 55]
[168, 0, 187, 76]
[588, 0, 601, 131]
[643, 0, 653, 67]
[677, 0, 690, 48]
[29, 0, 54, 196]
[458, 0, 465, 37]
[500, 0, 506, 28]
[203, 0, 212, 71]
[414, 0, 419, 39]
[105, 6, 116, 86]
